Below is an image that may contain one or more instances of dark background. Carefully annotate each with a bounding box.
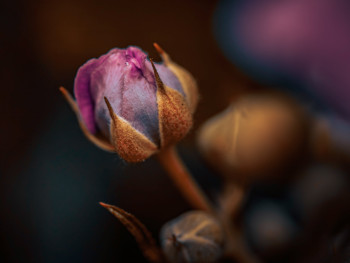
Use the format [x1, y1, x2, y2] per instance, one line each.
[0, 0, 256, 262]
[3, 1, 349, 262]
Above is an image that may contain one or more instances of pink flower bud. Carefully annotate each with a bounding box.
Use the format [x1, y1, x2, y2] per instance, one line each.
[61, 44, 197, 162]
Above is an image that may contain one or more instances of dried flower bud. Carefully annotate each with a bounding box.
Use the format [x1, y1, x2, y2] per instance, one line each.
[197, 94, 309, 182]
[160, 211, 224, 263]
[61, 44, 197, 162]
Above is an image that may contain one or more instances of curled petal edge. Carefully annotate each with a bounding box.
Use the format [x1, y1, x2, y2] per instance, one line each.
[59, 87, 115, 152]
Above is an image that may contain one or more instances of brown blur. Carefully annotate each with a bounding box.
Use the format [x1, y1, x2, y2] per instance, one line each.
[0, 1, 258, 262]
[2, 1, 349, 263]
[1, 0, 259, 175]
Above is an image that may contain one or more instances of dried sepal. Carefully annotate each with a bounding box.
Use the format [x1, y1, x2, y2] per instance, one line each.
[157, 86, 193, 148]
[99, 202, 164, 263]
[150, 60, 193, 148]
[153, 43, 171, 66]
[150, 58, 166, 94]
[104, 97, 158, 162]
[59, 87, 115, 152]
[153, 43, 198, 113]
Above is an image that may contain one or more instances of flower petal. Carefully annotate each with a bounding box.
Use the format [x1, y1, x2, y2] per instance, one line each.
[74, 53, 111, 134]
[90, 47, 160, 144]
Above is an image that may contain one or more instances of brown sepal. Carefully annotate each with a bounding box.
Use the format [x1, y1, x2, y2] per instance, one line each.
[104, 97, 158, 162]
[153, 43, 199, 113]
[99, 202, 165, 263]
[59, 87, 115, 152]
[150, 61, 193, 148]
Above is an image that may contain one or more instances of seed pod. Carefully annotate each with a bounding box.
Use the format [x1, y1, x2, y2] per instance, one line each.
[160, 211, 224, 263]
[197, 93, 309, 183]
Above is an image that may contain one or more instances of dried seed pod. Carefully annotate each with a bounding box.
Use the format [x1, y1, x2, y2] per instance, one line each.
[160, 211, 224, 263]
[197, 93, 309, 183]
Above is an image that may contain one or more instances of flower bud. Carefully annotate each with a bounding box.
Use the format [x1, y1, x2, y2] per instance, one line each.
[160, 211, 224, 263]
[197, 94, 309, 182]
[61, 45, 197, 162]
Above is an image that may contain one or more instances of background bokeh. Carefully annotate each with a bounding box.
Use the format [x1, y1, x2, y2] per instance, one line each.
[1, 0, 252, 262]
[1, 0, 349, 262]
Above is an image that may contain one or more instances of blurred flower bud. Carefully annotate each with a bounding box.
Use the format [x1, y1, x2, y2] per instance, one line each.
[197, 93, 309, 182]
[290, 164, 348, 219]
[245, 201, 298, 258]
[160, 211, 224, 263]
[61, 45, 197, 162]
[311, 116, 350, 163]
[214, 0, 350, 120]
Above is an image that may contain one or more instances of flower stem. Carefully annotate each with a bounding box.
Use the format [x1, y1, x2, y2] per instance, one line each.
[156, 146, 214, 212]
[219, 183, 261, 263]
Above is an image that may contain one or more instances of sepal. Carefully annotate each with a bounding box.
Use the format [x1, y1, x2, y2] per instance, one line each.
[104, 97, 158, 162]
